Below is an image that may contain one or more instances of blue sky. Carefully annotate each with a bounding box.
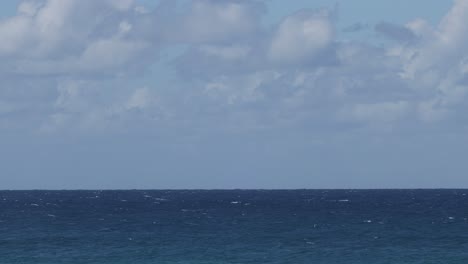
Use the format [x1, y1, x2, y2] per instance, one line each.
[1, 0, 468, 189]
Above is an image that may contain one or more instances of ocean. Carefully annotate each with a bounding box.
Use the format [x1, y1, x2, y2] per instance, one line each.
[1, 189, 468, 263]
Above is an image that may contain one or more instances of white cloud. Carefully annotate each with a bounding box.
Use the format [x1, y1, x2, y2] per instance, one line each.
[17, 1, 42, 16]
[203, 72, 274, 105]
[0, 0, 149, 74]
[126, 87, 153, 110]
[269, 9, 334, 64]
[2, 0, 468, 135]
[3, 0, 468, 189]
[393, 0, 468, 123]
[405, 18, 433, 38]
[0, 12, 32, 56]
[181, 0, 263, 43]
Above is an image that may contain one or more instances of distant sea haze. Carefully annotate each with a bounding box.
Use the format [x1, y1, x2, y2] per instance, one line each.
[1, 189, 468, 263]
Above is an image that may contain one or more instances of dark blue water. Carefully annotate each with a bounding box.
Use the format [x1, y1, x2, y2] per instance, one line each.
[1, 190, 468, 264]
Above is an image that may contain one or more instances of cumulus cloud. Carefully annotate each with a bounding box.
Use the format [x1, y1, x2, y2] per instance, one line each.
[181, 0, 263, 43]
[1, 0, 468, 136]
[0, 0, 152, 77]
[140, 0, 264, 45]
[269, 9, 334, 64]
[392, 0, 468, 123]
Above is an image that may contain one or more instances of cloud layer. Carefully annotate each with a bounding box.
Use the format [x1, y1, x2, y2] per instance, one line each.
[2, 0, 468, 188]
[1, 0, 467, 136]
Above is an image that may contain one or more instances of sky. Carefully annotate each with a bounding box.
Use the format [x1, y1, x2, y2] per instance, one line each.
[1, 0, 468, 189]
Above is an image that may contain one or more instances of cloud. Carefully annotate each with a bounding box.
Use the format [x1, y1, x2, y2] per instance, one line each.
[375, 22, 417, 42]
[0, 0, 151, 77]
[181, 0, 264, 44]
[3, 0, 468, 189]
[393, 0, 468, 123]
[40, 79, 166, 133]
[405, 18, 433, 38]
[1, 0, 468, 136]
[140, 0, 265, 45]
[268, 9, 334, 64]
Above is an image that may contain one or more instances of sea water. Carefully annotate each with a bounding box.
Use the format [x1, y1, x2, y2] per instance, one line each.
[1, 189, 468, 263]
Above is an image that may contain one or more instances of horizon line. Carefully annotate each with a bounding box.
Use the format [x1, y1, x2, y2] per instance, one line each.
[1, 188, 467, 191]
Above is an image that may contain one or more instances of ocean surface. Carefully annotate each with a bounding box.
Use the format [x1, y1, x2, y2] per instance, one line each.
[1, 190, 468, 264]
